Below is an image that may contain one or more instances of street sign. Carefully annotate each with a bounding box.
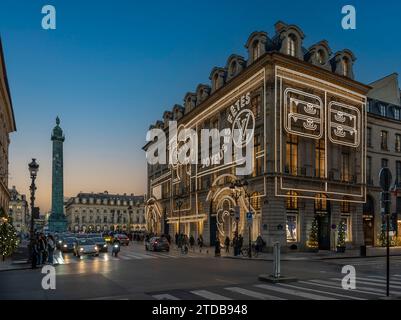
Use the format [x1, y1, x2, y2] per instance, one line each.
[247, 212, 253, 223]
[379, 168, 392, 192]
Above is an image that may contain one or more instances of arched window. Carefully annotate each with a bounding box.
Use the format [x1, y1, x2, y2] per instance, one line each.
[288, 34, 297, 57]
[342, 57, 349, 77]
[316, 49, 325, 65]
[252, 41, 260, 61]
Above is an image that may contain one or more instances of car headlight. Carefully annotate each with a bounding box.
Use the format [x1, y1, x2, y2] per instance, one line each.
[103, 244, 107, 248]
[94, 246, 98, 251]
[58, 240, 62, 244]
[63, 244, 67, 248]
[80, 247, 84, 251]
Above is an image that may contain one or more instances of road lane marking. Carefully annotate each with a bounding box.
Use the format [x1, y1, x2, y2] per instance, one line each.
[225, 287, 286, 300]
[278, 283, 365, 300]
[255, 284, 337, 300]
[190, 290, 232, 300]
[153, 294, 181, 300]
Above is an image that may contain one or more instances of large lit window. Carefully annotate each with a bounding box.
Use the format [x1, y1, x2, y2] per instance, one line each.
[315, 194, 327, 211]
[253, 133, 263, 177]
[286, 135, 298, 175]
[286, 214, 298, 242]
[251, 95, 261, 119]
[340, 215, 352, 242]
[315, 140, 325, 178]
[341, 152, 350, 182]
[286, 191, 299, 210]
[288, 34, 297, 57]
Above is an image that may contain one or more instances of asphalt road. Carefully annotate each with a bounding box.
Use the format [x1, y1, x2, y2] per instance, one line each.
[1, 242, 401, 300]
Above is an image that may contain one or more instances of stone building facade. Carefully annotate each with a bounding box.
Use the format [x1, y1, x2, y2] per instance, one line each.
[365, 74, 401, 247]
[143, 21, 400, 251]
[8, 186, 28, 233]
[65, 192, 145, 233]
[0, 39, 16, 213]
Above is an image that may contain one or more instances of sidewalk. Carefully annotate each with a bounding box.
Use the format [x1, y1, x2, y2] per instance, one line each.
[0, 245, 31, 272]
[177, 245, 401, 261]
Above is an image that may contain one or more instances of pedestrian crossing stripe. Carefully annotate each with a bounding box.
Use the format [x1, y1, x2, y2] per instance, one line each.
[150, 277, 399, 301]
[304, 280, 383, 297]
[225, 287, 286, 300]
[331, 278, 401, 290]
[190, 290, 232, 300]
[255, 284, 337, 300]
[278, 283, 366, 300]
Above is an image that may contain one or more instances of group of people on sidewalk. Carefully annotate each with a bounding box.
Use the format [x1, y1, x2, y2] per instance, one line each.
[30, 233, 56, 269]
[215, 234, 266, 257]
[174, 233, 204, 253]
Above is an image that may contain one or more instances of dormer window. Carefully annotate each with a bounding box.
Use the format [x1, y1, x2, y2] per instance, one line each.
[316, 49, 325, 65]
[380, 105, 387, 117]
[342, 57, 349, 77]
[230, 60, 237, 77]
[252, 41, 260, 61]
[288, 34, 297, 57]
[213, 73, 220, 90]
[395, 108, 400, 120]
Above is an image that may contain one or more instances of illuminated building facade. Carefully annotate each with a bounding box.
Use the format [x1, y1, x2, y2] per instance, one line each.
[144, 21, 399, 251]
[0, 39, 16, 214]
[65, 192, 145, 233]
[8, 186, 29, 233]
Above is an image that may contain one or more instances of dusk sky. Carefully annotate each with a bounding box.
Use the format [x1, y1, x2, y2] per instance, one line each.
[0, 0, 400, 212]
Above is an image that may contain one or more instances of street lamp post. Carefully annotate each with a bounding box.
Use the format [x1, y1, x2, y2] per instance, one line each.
[28, 159, 39, 264]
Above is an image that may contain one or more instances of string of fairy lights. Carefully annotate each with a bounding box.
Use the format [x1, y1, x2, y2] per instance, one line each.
[0, 211, 19, 259]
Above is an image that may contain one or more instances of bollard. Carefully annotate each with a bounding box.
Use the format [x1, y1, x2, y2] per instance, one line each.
[273, 241, 281, 279]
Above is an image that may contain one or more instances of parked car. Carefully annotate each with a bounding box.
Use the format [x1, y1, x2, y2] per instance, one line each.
[114, 234, 129, 246]
[93, 237, 108, 252]
[73, 239, 99, 257]
[61, 237, 76, 253]
[145, 237, 170, 252]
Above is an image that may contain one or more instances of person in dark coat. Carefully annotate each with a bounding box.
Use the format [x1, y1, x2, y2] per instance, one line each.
[224, 236, 230, 253]
[215, 237, 221, 257]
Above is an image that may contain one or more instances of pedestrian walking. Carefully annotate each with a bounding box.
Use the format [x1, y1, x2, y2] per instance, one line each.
[224, 236, 230, 253]
[31, 238, 38, 269]
[47, 235, 55, 265]
[215, 237, 221, 257]
[197, 235, 204, 252]
[189, 235, 195, 251]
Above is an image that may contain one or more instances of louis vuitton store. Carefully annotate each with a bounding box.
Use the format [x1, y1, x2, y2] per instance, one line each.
[144, 21, 377, 251]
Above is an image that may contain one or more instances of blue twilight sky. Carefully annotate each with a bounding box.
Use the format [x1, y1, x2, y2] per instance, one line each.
[0, 0, 400, 212]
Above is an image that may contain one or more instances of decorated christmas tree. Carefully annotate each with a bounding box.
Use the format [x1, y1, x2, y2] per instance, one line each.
[337, 221, 346, 248]
[307, 216, 319, 249]
[0, 208, 19, 261]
